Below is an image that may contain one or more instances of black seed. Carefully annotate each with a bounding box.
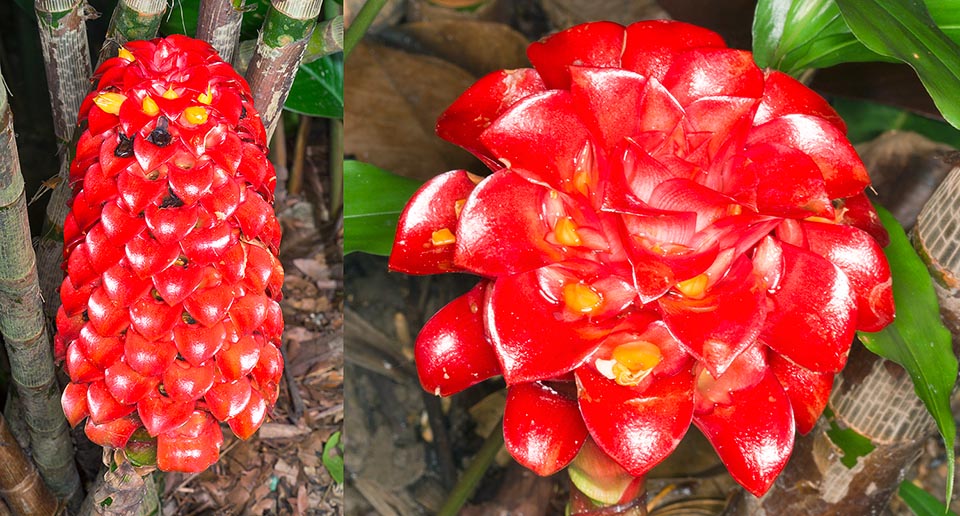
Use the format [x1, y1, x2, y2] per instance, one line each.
[150, 288, 163, 302]
[174, 255, 189, 267]
[114, 133, 134, 158]
[145, 170, 160, 180]
[240, 105, 247, 120]
[181, 311, 197, 324]
[81, 310, 89, 321]
[158, 385, 168, 396]
[146, 116, 172, 147]
[160, 188, 184, 208]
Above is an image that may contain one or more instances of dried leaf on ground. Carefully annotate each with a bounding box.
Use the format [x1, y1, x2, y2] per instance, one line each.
[390, 21, 530, 76]
[344, 41, 482, 181]
[540, 0, 668, 28]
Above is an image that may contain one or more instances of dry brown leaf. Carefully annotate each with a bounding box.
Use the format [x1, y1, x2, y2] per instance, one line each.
[296, 484, 309, 515]
[390, 21, 529, 77]
[293, 257, 329, 281]
[344, 41, 482, 181]
[540, 0, 668, 28]
[259, 422, 312, 439]
[275, 458, 300, 487]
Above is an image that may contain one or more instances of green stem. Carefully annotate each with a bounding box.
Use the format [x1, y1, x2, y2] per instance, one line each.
[196, 0, 244, 63]
[343, 0, 386, 59]
[436, 419, 505, 516]
[0, 66, 82, 507]
[244, 0, 323, 139]
[97, 0, 167, 67]
[34, 0, 92, 142]
[34, 0, 94, 318]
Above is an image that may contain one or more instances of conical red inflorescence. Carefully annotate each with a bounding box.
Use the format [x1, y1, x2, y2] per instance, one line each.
[57, 35, 284, 473]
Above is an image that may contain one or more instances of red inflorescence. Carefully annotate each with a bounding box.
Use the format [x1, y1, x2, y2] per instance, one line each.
[57, 35, 284, 473]
[389, 20, 895, 496]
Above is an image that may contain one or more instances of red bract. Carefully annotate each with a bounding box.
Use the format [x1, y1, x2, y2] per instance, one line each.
[57, 36, 284, 473]
[389, 20, 895, 497]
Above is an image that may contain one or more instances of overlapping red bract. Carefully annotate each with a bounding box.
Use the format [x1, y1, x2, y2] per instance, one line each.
[390, 20, 895, 496]
[57, 35, 283, 473]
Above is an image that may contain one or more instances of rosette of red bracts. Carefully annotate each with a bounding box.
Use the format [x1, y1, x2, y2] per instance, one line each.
[389, 20, 894, 496]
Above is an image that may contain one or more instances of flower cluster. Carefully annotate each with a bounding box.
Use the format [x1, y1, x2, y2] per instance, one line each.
[389, 21, 895, 496]
[58, 36, 283, 472]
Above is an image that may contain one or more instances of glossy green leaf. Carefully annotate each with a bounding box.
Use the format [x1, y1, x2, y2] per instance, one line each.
[343, 161, 422, 255]
[284, 55, 343, 119]
[753, 0, 960, 77]
[858, 205, 957, 504]
[899, 481, 958, 516]
[752, 0, 880, 75]
[322, 431, 344, 484]
[832, 97, 960, 147]
[836, 0, 960, 129]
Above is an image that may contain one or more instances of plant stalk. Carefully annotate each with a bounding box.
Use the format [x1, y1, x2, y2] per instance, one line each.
[343, 0, 386, 58]
[97, 0, 167, 67]
[196, 0, 243, 63]
[0, 413, 58, 516]
[0, 66, 82, 506]
[244, 0, 324, 140]
[33, 0, 94, 318]
[436, 419, 505, 516]
[34, 0, 92, 142]
[289, 115, 310, 195]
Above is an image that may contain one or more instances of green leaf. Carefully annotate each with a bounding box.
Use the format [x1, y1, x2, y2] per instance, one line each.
[836, 0, 960, 129]
[343, 161, 422, 255]
[831, 97, 960, 147]
[823, 408, 875, 468]
[284, 55, 343, 119]
[752, 0, 960, 77]
[161, 0, 200, 36]
[858, 205, 958, 504]
[899, 481, 958, 516]
[322, 431, 344, 484]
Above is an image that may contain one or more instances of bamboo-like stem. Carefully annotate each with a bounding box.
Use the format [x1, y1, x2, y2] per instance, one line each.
[245, 0, 324, 140]
[343, 0, 386, 58]
[34, 0, 94, 318]
[0, 67, 82, 506]
[0, 414, 58, 516]
[289, 115, 310, 195]
[77, 464, 159, 516]
[97, 0, 167, 67]
[196, 0, 243, 63]
[34, 0, 91, 142]
[728, 344, 935, 514]
[305, 16, 344, 61]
